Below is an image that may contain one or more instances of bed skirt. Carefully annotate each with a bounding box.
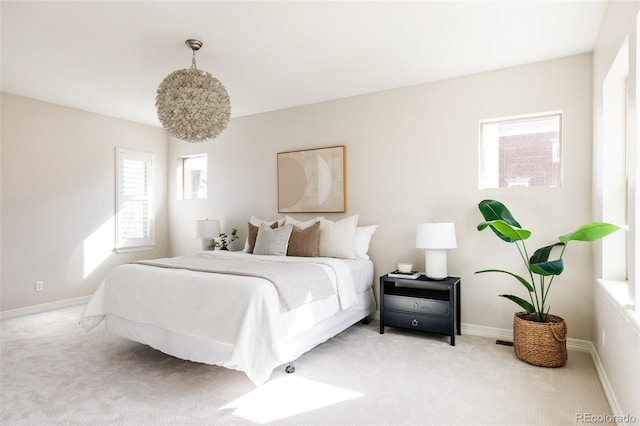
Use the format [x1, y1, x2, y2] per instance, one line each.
[104, 288, 375, 382]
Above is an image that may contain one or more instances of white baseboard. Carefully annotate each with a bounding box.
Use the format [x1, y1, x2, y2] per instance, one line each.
[590, 344, 629, 426]
[461, 322, 513, 341]
[461, 322, 592, 352]
[0, 296, 91, 320]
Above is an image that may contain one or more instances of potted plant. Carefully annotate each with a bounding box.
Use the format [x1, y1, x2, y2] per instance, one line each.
[208, 228, 239, 250]
[476, 199, 620, 367]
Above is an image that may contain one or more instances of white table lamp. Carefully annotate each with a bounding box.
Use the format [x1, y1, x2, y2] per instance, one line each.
[416, 222, 457, 280]
[194, 219, 221, 250]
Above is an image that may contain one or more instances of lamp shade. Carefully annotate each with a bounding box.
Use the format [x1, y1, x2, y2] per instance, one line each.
[416, 222, 457, 249]
[194, 219, 221, 239]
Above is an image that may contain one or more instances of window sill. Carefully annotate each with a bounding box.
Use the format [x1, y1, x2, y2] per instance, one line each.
[115, 245, 155, 254]
[597, 279, 640, 336]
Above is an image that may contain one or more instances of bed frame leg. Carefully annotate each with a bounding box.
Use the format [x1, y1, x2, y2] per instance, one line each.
[361, 318, 370, 325]
[285, 362, 295, 374]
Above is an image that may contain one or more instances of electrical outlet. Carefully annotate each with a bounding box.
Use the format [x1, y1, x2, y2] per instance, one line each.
[601, 329, 606, 348]
[35, 281, 44, 292]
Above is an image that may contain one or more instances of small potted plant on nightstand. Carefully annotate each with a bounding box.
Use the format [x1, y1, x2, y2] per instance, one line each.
[475, 199, 620, 367]
[209, 229, 239, 250]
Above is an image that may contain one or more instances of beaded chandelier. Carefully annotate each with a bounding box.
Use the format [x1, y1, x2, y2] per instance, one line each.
[156, 39, 231, 143]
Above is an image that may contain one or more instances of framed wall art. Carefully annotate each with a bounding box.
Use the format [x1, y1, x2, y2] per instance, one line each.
[277, 145, 346, 213]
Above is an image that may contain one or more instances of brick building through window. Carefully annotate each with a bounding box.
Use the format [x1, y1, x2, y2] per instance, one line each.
[480, 112, 561, 189]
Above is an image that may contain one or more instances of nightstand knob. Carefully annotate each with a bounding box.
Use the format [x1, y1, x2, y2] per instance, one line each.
[411, 319, 419, 327]
[411, 302, 419, 310]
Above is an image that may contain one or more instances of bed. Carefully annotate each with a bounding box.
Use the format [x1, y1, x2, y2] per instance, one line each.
[80, 216, 376, 386]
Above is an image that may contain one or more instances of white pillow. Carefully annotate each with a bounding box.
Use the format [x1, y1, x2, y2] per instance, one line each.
[354, 225, 377, 260]
[318, 214, 359, 259]
[284, 215, 323, 229]
[253, 223, 293, 256]
[243, 216, 285, 252]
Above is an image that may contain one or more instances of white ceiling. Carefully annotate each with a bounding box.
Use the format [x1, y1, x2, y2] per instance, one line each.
[1, 1, 609, 128]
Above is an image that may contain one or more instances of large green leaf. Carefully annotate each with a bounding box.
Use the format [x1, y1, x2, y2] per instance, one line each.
[478, 199, 522, 228]
[478, 219, 531, 242]
[477, 221, 516, 243]
[530, 259, 564, 276]
[478, 200, 524, 243]
[475, 269, 534, 292]
[559, 222, 620, 243]
[499, 294, 535, 313]
[530, 242, 565, 264]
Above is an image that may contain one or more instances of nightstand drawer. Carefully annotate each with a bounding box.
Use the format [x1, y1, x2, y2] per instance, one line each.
[384, 294, 449, 316]
[383, 311, 450, 335]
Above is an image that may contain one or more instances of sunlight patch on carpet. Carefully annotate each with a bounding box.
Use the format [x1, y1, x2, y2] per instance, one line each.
[220, 376, 363, 423]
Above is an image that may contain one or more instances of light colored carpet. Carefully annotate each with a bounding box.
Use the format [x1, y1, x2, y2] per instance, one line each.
[1, 305, 612, 425]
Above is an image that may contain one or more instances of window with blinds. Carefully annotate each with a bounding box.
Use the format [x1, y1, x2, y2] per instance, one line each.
[115, 148, 154, 253]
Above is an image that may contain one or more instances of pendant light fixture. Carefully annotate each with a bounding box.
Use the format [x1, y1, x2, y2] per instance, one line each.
[155, 39, 231, 143]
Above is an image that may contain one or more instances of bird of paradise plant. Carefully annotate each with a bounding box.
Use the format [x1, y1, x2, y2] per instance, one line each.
[476, 199, 620, 323]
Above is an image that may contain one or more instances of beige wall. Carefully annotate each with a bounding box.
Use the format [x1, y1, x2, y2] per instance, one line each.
[592, 0, 640, 420]
[168, 54, 595, 339]
[1, 93, 170, 311]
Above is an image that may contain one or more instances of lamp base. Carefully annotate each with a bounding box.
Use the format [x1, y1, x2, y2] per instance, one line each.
[424, 250, 448, 280]
[201, 239, 214, 251]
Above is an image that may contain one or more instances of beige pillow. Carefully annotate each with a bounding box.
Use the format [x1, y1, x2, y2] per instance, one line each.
[354, 225, 377, 260]
[284, 215, 323, 229]
[287, 222, 321, 257]
[253, 223, 293, 256]
[318, 214, 359, 259]
[246, 221, 278, 254]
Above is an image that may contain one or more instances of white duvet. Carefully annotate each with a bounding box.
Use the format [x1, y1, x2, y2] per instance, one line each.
[80, 251, 359, 385]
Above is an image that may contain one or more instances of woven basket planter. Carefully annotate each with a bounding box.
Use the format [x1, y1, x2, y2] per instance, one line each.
[513, 312, 567, 367]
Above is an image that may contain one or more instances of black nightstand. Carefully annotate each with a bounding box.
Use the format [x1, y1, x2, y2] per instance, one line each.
[379, 274, 461, 345]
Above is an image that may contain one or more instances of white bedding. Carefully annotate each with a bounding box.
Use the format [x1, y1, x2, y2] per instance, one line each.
[80, 251, 374, 385]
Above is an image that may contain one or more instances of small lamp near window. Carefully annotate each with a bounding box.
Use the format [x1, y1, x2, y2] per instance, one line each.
[194, 219, 221, 250]
[416, 222, 457, 280]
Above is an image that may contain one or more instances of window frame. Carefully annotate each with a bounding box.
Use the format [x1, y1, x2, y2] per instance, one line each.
[179, 154, 208, 200]
[478, 111, 563, 190]
[115, 147, 155, 253]
[601, 35, 635, 309]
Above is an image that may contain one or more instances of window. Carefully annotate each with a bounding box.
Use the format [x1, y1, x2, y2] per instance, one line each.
[115, 148, 154, 253]
[181, 155, 207, 200]
[479, 112, 562, 189]
[602, 37, 629, 284]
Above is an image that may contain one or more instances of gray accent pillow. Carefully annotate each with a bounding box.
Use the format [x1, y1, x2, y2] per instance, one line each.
[253, 223, 293, 256]
[247, 221, 278, 254]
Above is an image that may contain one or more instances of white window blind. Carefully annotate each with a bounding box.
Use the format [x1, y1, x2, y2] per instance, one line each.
[115, 148, 154, 253]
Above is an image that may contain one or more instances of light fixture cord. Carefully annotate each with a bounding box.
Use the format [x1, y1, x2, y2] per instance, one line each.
[191, 49, 198, 70]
